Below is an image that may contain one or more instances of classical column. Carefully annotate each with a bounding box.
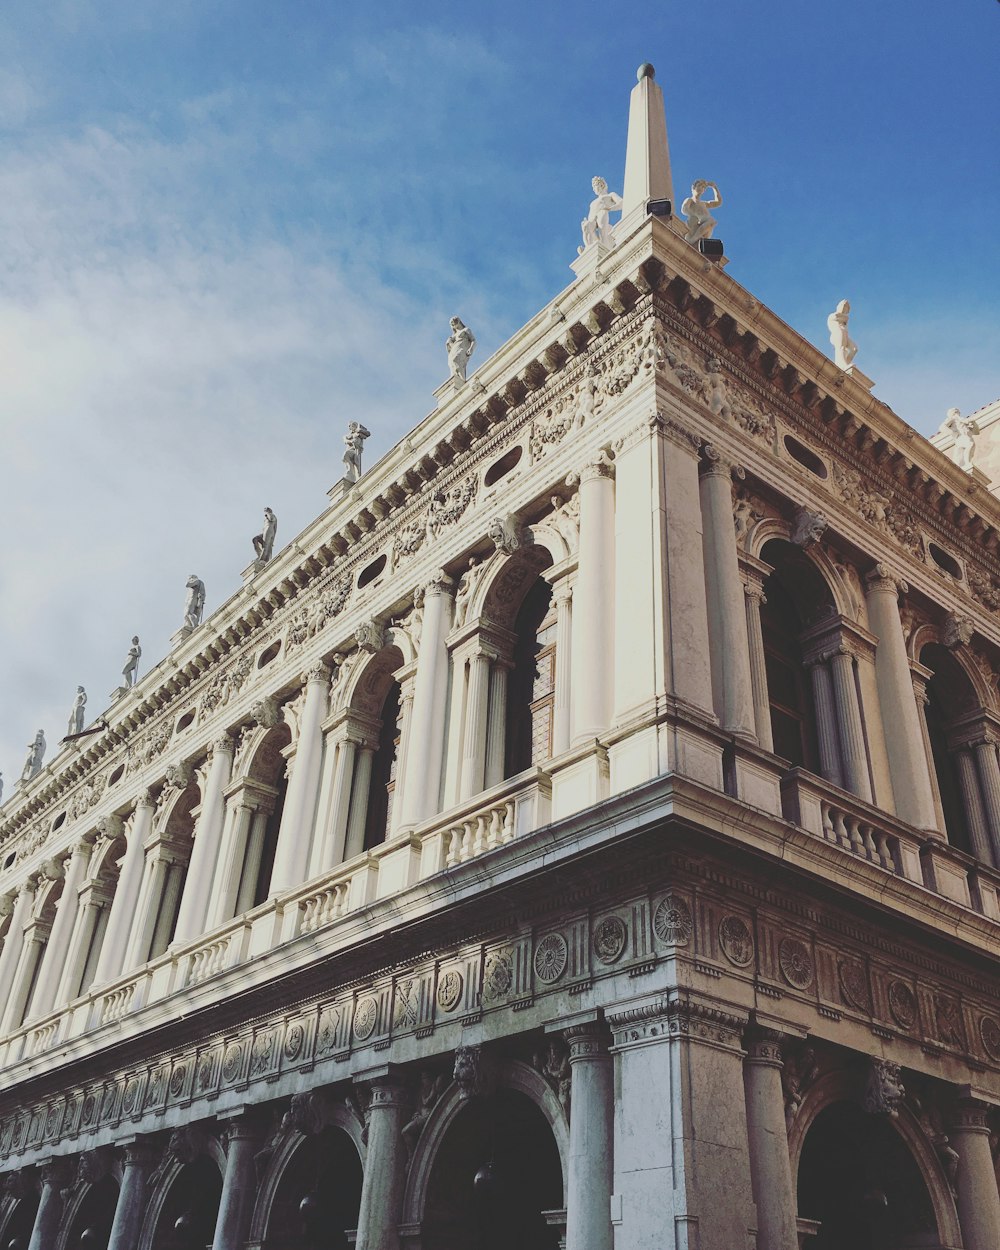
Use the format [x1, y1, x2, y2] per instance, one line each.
[122, 853, 170, 972]
[954, 749, 994, 864]
[829, 647, 873, 800]
[355, 1076, 408, 1250]
[574, 452, 615, 742]
[552, 580, 573, 755]
[699, 447, 755, 737]
[389, 676, 416, 836]
[210, 797, 257, 927]
[563, 1022, 613, 1250]
[2, 863, 61, 1033]
[743, 1030, 798, 1250]
[807, 659, 843, 789]
[234, 809, 270, 916]
[54, 880, 110, 1007]
[972, 738, 1000, 866]
[173, 734, 235, 943]
[0, 878, 37, 1009]
[459, 648, 493, 800]
[399, 576, 455, 826]
[271, 665, 331, 894]
[951, 1097, 1000, 1250]
[608, 994, 756, 1248]
[316, 735, 359, 871]
[28, 1158, 72, 1250]
[344, 744, 376, 861]
[864, 569, 937, 828]
[108, 1140, 158, 1250]
[212, 1113, 265, 1250]
[483, 660, 510, 789]
[912, 665, 947, 833]
[94, 792, 154, 985]
[743, 575, 773, 751]
[31, 836, 95, 1018]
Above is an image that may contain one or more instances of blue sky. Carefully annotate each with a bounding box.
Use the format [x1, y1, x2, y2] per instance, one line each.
[0, 0, 997, 790]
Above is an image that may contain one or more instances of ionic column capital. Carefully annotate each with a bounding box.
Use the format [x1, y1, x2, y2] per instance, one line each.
[120, 1140, 160, 1170]
[864, 562, 908, 596]
[564, 1021, 609, 1062]
[744, 1027, 785, 1067]
[952, 1097, 993, 1134]
[365, 1076, 409, 1110]
[699, 442, 744, 480]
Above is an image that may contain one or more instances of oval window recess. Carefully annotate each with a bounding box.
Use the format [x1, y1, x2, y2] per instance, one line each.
[928, 542, 962, 579]
[175, 710, 195, 734]
[257, 641, 281, 669]
[2, 852, 15, 870]
[51, 811, 67, 832]
[357, 554, 387, 589]
[108, 764, 125, 787]
[783, 435, 827, 479]
[484, 445, 523, 488]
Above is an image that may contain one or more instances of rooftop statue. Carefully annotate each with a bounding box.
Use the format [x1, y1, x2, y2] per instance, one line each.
[446, 318, 476, 384]
[68, 686, 87, 736]
[342, 423, 371, 484]
[122, 636, 142, 689]
[681, 179, 722, 244]
[827, 299, 858, 370]
[183, 575, 206, 631]
[21, 730, 45, 783]
[941, 407, 980, 473]
[0, 771, 4, 804]
[579, 176, 623, 252]
[252, 507, 278, 565]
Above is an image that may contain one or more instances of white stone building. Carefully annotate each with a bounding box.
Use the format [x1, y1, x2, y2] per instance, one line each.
[0, 64, 999, 1250]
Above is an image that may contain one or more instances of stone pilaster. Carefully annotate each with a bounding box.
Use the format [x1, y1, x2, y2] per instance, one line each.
[575, 451, 616, 741]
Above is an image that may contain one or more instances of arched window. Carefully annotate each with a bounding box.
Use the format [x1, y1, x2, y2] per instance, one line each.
[505, 579, 556, 778]
[364, 680, 402, 852]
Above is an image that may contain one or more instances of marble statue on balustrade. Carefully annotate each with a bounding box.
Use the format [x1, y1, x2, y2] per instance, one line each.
[446, 318, 476, 384]
[122, 636, 141, 689]
[68, 686, 87, 735]
[681, 179, 723, 244]
[940, 407, 979, 473]
[342, 423, 371, 484]
[252, 507, 278, 566]
[20, 730, 45, 783]
[183, 575, 206, 631]
[579, 176, 623, 252]
[827, 299, 858, 370]
[0, 771, 4, 804]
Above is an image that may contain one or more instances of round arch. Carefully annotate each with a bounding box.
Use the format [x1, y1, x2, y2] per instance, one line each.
[788, 1068, 961, 1248]
[0, 1187, 40, 1250]
[341, 643, 407, 720]
[475, 544, 555, 632]
[137, 1138, 226, 1250]
[403, 1058, 569, 1228]
[55, 1171, 121, 1250]
[249, 1105, 367, 1243]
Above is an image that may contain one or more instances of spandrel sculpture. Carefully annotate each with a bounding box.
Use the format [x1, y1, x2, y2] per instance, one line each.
[579, 176, 623, 252]
[252, 508, 278, 564]
[446, 318, 476, 383]
[681, 180, 722, 244]
[827, 299, 858, 370]
[343, 423, 371, 483]
[183, 575, 206, 631]
[68, 687, 87, 736]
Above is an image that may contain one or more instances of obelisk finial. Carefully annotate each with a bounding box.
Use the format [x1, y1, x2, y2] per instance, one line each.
[621, 61, 674, 224]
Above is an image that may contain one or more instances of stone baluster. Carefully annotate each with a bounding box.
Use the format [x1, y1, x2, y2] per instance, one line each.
[699, 447, 755, 737]
[574, 452, 616, 742]
[107, 1140, 158, 1250]
[864, 568, 938, 828]
[94, 792, 154, 985]
[552, 580, 574, 755]
[28, 1158, 72, 1250]
[343, 744, 376, 861]
[563, 1020, 614, 1250]
[30, 836, 95, 1019]
[742, 574, 773, 752]
[0, 878, 37, 1011]
[354, 1075, 408, 1250]
[954, 749, 994, 864]
[743, 1029, 798, 1250]
[271, 665, 331, 894]
[398, 576, 455, 827]
[211, 1113, 265, 1250]
[828, 646, 873, 802]
[950, 1097, 1000, 1250]
[484, 659, 511, 789]
[972, 737, 1000, 866]
[806, 658, 843, 789]
[173, 735, 235, 943]
[460, 648, 494, 800]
